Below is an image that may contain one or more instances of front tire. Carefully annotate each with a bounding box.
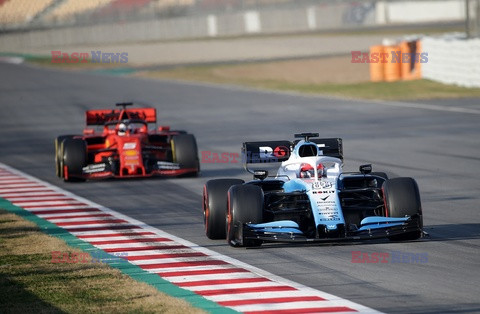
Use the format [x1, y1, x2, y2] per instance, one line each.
[62, 138, 87, 182]
[227, 184, 264, 247]
[171, 134, 199, 177]
[55, 135, 75, 178]
[203, 179, 244, 240]
[383, 177, 423, 241]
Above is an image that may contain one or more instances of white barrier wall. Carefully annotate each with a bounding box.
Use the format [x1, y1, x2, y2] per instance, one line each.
[422, 34, 480, 88]
[386, 0, 465, 23]
[0, 0, 466, 52]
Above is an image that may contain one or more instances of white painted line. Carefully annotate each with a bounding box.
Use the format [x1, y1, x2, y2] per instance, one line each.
[145, 264, 242, 273]
[130, 256, 220, 265]
[230, 301, 351, 312]
[184, 281, 286, 291]
[167, 272, 262, 283]
[206, 290, 327, 302]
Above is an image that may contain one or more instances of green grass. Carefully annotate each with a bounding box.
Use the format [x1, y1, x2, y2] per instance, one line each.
[260, 80, 480, 100]
[139, 65, 480, 101]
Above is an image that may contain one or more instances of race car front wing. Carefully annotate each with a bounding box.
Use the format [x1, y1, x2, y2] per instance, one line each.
[242, 215, 423, 244]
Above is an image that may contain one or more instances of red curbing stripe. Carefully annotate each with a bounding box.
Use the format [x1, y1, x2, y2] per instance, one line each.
[196, 285, 297, 296]
[12, 198, 79, 204]
[76, 231, 156, 238]
[54, 219, 128, 226]
[0, 185, 44, 190]
[2, 194, 65, 199]
[30, 208, 102, 215]
[103, 245, 187, 252]
[64, 225, 142, 232]
[22, 203, 87, 209]
[0, 181, 39, 185]
[0, 189, 54, 195]
[177, 277, 271, 287]
[218, 296, 326, 306]
[157, 268, 249, 277]
[42, 213, 113, 220]
[140, 260, 228, 269]
[244, 306, 357, 314]
[126, 252, 206, 261]
[88, 237, 173, 245]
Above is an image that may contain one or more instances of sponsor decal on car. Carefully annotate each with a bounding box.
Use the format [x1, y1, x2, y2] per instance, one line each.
[82, 163, 106, 174]
[156, 161, 180, 170]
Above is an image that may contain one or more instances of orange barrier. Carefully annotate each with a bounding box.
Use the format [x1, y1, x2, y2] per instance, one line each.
[400, 40, 422, 80]
[369, 40, 422, 82]
[383, 45, 402, 82]
[369, 45, 384, 82]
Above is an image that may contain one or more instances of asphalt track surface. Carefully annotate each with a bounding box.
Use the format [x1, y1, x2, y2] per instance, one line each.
[1, 62, 479, 313]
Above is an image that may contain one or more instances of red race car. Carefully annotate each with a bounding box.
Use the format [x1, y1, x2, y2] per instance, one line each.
[55, 103, 200, 182]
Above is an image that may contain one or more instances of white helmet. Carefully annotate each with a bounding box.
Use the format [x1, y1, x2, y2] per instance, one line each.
[118, 123, 127, 136]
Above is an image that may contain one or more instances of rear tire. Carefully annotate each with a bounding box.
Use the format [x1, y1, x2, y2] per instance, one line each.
[62, 138, 87, 182]
[203, 179, 244, 239]
[227, 184, 264, 247]
[383, 177, 423, 241]
[171, 134, 199, 177]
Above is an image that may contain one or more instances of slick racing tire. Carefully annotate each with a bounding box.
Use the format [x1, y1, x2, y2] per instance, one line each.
[383, 177, 423, 241]
[227, 184, 264, 247]
[62, 138, 87, 182]
[203, 179, 244, 240]
[55, 135, 75, 178]
[171, 134, 200, 177]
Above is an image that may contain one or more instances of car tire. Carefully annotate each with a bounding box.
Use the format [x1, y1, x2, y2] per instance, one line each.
[227, 184, 264, 247]
[62, 138, 87, 182]
[203, 179, 244, 240]
[383, 177, 423, 241]
[55, 135, 75, 178]
[171, 134, 200, 177]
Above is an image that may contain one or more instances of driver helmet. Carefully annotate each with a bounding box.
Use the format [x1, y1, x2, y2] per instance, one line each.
[118, 122, 127, 136]
[300, 163, 326, 178]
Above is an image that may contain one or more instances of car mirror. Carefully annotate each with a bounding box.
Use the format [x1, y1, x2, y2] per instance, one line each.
[253, 170, 268, 180]
[359, 164, 372, 174]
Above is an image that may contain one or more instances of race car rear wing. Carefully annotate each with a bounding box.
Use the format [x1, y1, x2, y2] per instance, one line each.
[242, 141, 292, 164]
[86, 107, 157, 125]
[308, 138, 343, 161]
[242, 137, 343, 163]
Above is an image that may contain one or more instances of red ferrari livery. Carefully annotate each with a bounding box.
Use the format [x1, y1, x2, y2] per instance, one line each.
[55, 103, 200, 182]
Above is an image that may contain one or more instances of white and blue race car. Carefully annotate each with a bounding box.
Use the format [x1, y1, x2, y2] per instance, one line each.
[203, 133, 423, 247]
